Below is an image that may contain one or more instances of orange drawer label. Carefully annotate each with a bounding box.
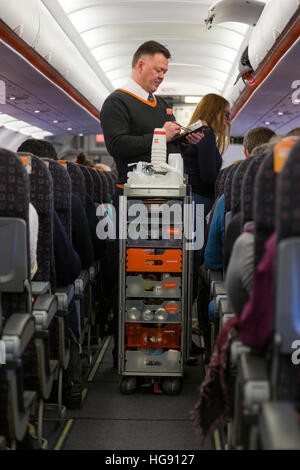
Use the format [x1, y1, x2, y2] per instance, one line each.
[163, 282, 177, 289]
[165, 227, 180, 236]
[126, 249, 182, 272]
[126, 324, 181, 349]
[165, 304, 179, 313]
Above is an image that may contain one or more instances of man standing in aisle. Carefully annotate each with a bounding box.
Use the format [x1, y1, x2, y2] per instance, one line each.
[100, 40, 203, 183]
[100, 40, 203, 367]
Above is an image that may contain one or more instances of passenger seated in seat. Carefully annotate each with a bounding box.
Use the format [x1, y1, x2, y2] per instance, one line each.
[226, 136, 298, 317]
[242, 127, 275, 159]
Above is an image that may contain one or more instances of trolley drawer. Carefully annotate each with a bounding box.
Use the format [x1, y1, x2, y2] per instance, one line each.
[126, 300, 181, 323]
[127, 199, 183, 225]
[126, 248, 182, 272]
[125, 349, 181, 373]
[126, 274, 181, 298]
[127, 224, 183, 247]
[125, 323, 181, 349]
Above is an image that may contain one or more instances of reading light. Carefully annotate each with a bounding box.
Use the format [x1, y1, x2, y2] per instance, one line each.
[184, 96, 202, 104]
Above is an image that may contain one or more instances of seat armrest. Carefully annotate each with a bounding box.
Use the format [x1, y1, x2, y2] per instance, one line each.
[55, 284, 75, 310]
[239, 352, 270, 412]
[74, 270, 89, 296]
[259, 402, 300, 450]
[208, 270, 223, 282]
[2, 314, 35, 359]
[89, 265, 96, 282]
[219, 297, 234, 315]
[32, 294, 58, 329]
[213, 281, 227, 297]
[31, 281, 51, 295]
[230, 339, 251, 366]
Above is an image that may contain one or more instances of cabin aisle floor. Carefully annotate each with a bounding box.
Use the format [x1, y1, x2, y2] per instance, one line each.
[44, 334, 214, 451]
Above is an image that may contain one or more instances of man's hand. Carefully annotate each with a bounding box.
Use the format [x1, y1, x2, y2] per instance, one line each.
[163, 121, 181, 142]
[186, 131, 204, 145]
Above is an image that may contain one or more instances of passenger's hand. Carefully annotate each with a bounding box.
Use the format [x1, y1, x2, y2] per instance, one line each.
[186, 131, 204, 145]
[163, 121, 181, 142]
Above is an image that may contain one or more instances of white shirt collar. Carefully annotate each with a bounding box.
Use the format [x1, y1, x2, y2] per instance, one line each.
[122, 78, 152, 101]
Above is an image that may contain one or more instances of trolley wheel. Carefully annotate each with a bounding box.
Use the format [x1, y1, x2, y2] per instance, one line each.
[162, 377, 182, 395]
[120, 376, 137, 394]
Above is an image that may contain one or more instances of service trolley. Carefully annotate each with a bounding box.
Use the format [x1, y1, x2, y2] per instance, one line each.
[118, 180, 193, 394]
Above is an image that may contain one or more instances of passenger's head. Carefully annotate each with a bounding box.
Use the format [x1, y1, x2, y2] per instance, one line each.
[242, 127, 276, 158]
[75, 151, 94, 167]
[188, 93, 231, 155]
[17, 139, 58, 160]
[286, 127, 300, 137]
[95, 163, 111, 171]
[131, 40, 171, 94]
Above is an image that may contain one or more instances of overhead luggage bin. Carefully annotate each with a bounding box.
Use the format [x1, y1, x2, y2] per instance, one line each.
[205, 0, 266, 29]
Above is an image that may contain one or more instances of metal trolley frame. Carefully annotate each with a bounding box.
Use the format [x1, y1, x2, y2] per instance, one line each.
[118, 183, 193, 394]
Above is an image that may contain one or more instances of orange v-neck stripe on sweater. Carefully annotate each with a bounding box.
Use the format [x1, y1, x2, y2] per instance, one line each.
[118, 88, 157, 107]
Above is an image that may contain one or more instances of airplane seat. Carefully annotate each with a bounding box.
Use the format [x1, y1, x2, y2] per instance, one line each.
[229, 151, 277, 449]
[207, 165, 240, 345]
[65, 161, 96, 361]
[78, 164, 94, 201]
[0, 149, 37, 448]
[214, 167, 225, 200]
[231, 157, 254, 220]
[240, 153, 268, 230]
[258, 140, 300, 449]
[18, 153, 69, 421]
[103, 171, 116, 200]
[87, 167, 113, 337]
[223, 163, 239, 233]
[76, 163, 100, 313]
[97, 169, 109, 203]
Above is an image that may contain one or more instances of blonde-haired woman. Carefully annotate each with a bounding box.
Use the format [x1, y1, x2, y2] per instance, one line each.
[183, 93, 231, 299]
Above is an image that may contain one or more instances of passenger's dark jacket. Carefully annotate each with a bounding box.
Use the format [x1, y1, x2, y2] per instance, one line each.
[183, 128, 222, 198]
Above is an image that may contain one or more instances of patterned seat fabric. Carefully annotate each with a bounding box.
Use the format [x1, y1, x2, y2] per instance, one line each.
[78, 164, 94, 201]
[97, 170, 110, 202]
[231, 157, 254, 217]
[0, 149, 30, 316]
[18, 153, 56, 290]
[214, 168, 224, 200]
[253, 151, 277, 267]
[45, 159, 72, 241]
[97, 170, 109, 203]
[276, 140, 300, 241]
[66, 162, 86, 209]
[241, 153, 267, 228]
[87, 168, 102, 203]
[103, 171, 114, 198]
[224, 163, 240, 213]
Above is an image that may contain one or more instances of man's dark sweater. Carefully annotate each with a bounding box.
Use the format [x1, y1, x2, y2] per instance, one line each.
[183, 128, 222, 198]
[100, 89, 181, 183]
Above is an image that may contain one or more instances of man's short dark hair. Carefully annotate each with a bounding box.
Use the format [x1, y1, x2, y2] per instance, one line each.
[243, 127, 276, 155]
[17, 139, 58, 160]
[132, 41, 171, 68]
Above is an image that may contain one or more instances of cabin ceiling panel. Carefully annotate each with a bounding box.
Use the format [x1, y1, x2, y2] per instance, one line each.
[58, 0, 252, 97]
